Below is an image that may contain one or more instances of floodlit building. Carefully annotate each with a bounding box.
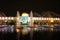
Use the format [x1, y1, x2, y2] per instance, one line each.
[0, 11, 60, 32]
[0, 11, 60, 27]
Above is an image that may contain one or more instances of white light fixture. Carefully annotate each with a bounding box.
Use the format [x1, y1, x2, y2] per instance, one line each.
[2, 17, 4, 20]
[5, 17, 8, 20]
[8, 17, 11, 20]
[0, 17, 1, 20]
[11, 17, 14, 20]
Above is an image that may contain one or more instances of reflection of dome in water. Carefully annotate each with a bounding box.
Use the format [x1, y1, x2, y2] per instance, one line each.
[0, 12, 6, 17]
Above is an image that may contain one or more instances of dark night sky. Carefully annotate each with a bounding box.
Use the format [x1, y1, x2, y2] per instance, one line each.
[0, 0, 60, 16]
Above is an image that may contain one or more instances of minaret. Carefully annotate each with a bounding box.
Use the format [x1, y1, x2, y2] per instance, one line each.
[30, 11, 34, 27]
[16, 11, 20, 28]
[15, 11, 20, 40]
[30, 11, 34, 40]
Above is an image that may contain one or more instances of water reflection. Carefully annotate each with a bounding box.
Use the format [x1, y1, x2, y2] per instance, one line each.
[0, 25, 60, 40]
[0, 25, 14, 33]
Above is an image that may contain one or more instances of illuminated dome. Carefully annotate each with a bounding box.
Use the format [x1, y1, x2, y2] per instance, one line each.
[22, 13, 29, 16]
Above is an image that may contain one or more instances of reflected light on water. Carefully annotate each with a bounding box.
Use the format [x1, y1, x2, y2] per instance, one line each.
[22, 28, 28, 35]
[50, 25, 54, 31]
[16, 29, 20, 33]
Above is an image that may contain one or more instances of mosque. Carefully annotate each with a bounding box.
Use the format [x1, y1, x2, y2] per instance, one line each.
[0, 11, 60, 32]
[0, 11, 60, 28]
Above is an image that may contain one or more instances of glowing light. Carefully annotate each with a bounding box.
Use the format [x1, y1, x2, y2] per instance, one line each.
[43, 18, 46, 20]
[50, 25, 54, 31]
[50, 20, 54, 22]
[17, 17, 19, 20]
[28, 17, 30, 22]
[16, 29, 20, 33]
[35, 25, 38, 28]
[5, 17, 8, 20]
[5, 20, 7, 22]
[8, 17, 11, 20]
[57, 18, 60, 20]
[48, 18, 51, 20]
[22, 29, 26, 35]
[11, 17, 14, 20]
[2, 17, 4, 20]
[55, 18, 57, 20]
[50, 18, 54, 22]
[22, 13, 29, 16]
[41, 18, 44, 20]
[38, 17, 41, 20]
[33, 17, 37, 20]
[46, 18, 49, 20]
[34, 17, 38, 20]
[0, 17, 1, 19]
[37, 17, 38, 20]
[34, 28, 38, 30]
